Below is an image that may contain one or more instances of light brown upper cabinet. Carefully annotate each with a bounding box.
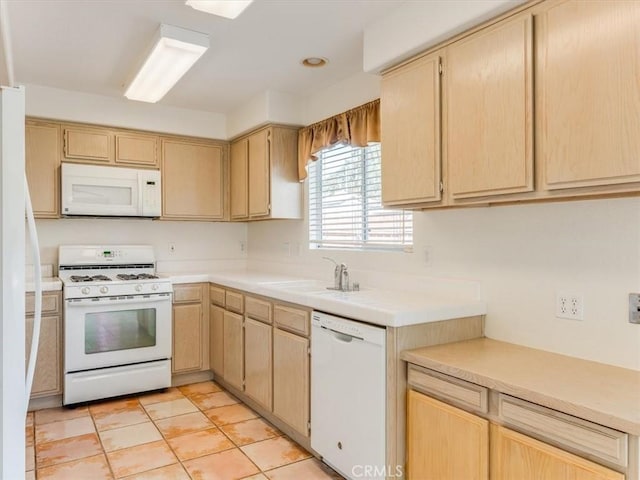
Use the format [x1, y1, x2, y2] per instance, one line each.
[446, 14, 533, 200]
[115, 132, 159, 167]
[161, 138, 225, 221]
[62, 123, 159, 168]
[230, 125, 302, 221]
[537, 0, 640, 191]
[25, 120, 60, 218]
[63, 125, 113, 163]
[230, 138, 249, 219]
[381, 53, 442, 207]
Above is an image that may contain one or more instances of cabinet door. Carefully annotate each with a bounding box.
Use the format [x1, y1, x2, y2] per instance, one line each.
[407, 390, 488, 480]
[381, 53, 442, 206]
[162, 139, 224, 220]
[230, 138, 249, 219]
[172, 303, 202, 373]
[244, 318, 272, 410]
[538, 1, 640, 190]
[209, 304, 224, 377]
[490, 424, 624, 480]
[115, 133, 158, 167]
[223, 310, 244, 390]
[26, 314, 62, 398]
[25, 121, 60, 218]
[248, 129, 270, 217]
[447, 15, 533, 199]
[63, 126, 113, 162]
[273, 328, 309, 437]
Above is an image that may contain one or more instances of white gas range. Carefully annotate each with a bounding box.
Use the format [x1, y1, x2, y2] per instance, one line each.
[59, 245, 173, 405]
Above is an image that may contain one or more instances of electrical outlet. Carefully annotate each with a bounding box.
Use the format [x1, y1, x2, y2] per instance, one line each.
[239, 241, 246, 253]
[168, 243, 176, 254]
[556, 292, 583, 320]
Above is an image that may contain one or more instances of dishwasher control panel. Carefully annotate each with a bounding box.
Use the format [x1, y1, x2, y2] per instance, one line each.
[312, 311, 385, 345]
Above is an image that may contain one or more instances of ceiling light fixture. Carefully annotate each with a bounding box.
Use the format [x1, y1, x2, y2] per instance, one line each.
[302, 57, 328, 68]
[185, 0, 254, 19]
[124, 24, 209, 103]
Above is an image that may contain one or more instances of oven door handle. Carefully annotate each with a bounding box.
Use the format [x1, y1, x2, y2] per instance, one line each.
[65, 293, 172, 307]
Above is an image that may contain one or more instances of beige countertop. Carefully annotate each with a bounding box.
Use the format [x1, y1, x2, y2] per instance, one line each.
[166, 270, 487, 328]
[26, 277, 62, 292]
[401, 337, 640, 435]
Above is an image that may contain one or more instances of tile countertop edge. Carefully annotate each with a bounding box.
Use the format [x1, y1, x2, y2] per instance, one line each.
[401, 337, 640, 435]
[167, 272, 487, 328]
[26, 278, 62, 292]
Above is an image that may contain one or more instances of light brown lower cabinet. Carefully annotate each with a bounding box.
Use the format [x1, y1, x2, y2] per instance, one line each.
[223, 310, 244, 390]
[490, 424, 624, 480]
[172, 303, 202, 373]
[272, 327, 310, 437]
[243, 317, 272, 410]
[25, 314, 62, 398]
[406, 389, 489, 480]
[172, 283, 209, 374]
[406, 387, 627, 480]
[209, 304, 224, 377]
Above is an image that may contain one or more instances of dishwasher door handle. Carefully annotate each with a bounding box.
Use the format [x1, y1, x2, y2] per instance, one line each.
[322, 326, 363, 343]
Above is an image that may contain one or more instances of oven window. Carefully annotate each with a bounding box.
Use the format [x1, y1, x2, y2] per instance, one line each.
[85, 309, 156, 354]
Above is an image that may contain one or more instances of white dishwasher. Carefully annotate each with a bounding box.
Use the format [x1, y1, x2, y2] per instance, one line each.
[311, 311, 386, 480]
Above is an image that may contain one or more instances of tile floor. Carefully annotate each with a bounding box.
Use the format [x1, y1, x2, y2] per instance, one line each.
[26, 381, 342, 480]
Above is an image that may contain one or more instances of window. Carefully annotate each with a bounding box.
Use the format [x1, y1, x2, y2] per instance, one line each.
[308, 143, 413, 251]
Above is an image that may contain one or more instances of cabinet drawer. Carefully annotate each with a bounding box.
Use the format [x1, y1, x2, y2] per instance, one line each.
[245, 296, 272, 324]
[26, 292, 60, 316]
[210, 285, 225, 307]
[225, 291, 244, 314]
[173, 284, 203, 304]
[273, 305, 309, 336]
[408, 364, 488, 413]
[498, 394, 628, 467]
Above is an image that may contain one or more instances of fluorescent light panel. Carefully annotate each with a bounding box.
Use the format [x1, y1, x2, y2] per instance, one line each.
[186, 0, 253, 19]
[125, 24, 209, 103]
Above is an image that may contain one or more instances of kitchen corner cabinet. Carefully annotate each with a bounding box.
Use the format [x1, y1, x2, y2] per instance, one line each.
[446, 13, 533, 201]
[491, 424, 624, 480]
[537, 0, 640, 191]
[223, 310, 244, 390]
[381, 52, 443, 207]
[161, 138, 226, 221]
[172, 283, 209, 374]
[230, 125, 302, 221]
[407, 390, 488, 480]
[25, 120, 61, 218]
[25, 291, 62, 398]
[209, 285, 225, 377]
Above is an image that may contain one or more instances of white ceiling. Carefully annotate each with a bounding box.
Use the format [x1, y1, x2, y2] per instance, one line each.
[6, 0, 402, 114]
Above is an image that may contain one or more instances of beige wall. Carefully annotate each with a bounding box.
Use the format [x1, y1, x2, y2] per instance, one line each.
[248, 194, 640, 371]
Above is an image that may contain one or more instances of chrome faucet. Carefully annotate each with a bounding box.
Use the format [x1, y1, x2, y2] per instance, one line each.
[323, 257, 349, 291]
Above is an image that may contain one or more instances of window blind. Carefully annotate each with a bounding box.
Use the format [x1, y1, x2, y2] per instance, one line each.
[308, 143, 413, 251]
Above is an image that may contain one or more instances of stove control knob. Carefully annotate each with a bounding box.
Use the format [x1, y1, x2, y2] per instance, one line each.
[100, 286, 109, 294]
[152, 284, 159, 291]
[81, 287, 90, 295]
[135, 284, 143, 292]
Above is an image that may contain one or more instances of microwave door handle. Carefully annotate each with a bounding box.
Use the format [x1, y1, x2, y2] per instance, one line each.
[138, 174, 144, 215]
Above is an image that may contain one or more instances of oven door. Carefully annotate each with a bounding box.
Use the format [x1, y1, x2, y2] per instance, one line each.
[65, 293, 171, 372]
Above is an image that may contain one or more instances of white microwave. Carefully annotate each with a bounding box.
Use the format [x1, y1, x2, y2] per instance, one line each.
[61, 163, 161, 217]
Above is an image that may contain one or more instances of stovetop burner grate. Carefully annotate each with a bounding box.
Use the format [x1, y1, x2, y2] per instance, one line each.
[69, 275, 112, 282]
[116, 273, 159, 281]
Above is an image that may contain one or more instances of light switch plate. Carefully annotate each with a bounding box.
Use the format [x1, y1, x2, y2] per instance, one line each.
[629, 293, 640, 324]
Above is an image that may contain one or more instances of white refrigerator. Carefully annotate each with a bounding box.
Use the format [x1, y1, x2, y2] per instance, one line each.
[0, 85, 42, 478]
